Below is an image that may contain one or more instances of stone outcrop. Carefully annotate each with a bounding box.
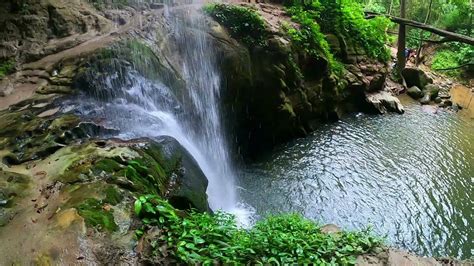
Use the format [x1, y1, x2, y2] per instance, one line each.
[0, 97, 210, 263]
[0, 0, 111, 63]
[402, 67, 433, 89]
[0, 4, 211, 262]
[202, 3, 402, 156]
[365, 91, 404, 114]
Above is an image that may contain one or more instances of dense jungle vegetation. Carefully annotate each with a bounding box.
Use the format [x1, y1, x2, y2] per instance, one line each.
[360, 0, 473, 77]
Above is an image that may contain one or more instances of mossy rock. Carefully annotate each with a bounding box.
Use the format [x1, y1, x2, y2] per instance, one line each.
[76, 198, 118, 232]
[56, 137, 210, 214]
[402, 68, 433, 89]
[0, 170, 31, 226]
[0, 107, 120, 165]
[73, 39, 185, 101]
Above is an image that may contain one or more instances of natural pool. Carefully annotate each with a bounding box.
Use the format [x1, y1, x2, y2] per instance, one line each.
[240, 98, 473, 259]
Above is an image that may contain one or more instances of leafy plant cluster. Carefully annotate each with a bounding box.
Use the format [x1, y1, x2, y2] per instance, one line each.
[284, 5, 344, 74]
[431, 42, 474, 76]
[286, 0, 393, 62]
[203, 4, 268, 47]
[0, 59, 15, 79]
[134, 195, 383, 264]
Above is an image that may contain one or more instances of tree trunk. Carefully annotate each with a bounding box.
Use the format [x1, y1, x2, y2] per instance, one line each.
[396, 0, 406, 75]
[415, 0, 433, 66]
[388, 0, 393, 15]
[469, 0, 473, 36]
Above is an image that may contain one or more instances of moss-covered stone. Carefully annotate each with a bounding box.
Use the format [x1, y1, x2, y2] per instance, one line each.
[76, 198, 118, 232]
[73, 39, 185, 101]
[94, 158, 123, 173]
[203, 4, 268, 47]
[0, 170, 30, 226]
[104, 185, 121, 206]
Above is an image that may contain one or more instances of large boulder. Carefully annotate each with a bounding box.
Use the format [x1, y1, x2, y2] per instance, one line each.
[365, 91, 404, 114]
[200, 6, 345, 157]
[152, 137, 211, 213]
[402, 68, 433, 89]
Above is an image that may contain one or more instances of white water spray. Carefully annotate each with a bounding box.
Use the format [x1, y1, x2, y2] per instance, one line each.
[78, 4, 254, 225]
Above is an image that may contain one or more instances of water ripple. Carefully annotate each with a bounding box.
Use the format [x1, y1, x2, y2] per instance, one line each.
[240, 104, 474, 259]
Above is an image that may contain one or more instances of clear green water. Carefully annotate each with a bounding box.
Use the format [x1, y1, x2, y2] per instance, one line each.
[240, 103, 473, 259]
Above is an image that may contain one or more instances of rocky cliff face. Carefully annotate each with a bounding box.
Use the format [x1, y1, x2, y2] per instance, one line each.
[0, 0, 111, 63]
[202, 3, 403, 156]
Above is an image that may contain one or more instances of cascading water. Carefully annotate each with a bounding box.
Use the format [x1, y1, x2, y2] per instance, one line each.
[73, 3, 252, 224]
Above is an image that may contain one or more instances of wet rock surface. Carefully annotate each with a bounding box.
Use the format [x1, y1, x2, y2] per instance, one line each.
[0, 113, 210, 263]
[402, 67, 433, 89]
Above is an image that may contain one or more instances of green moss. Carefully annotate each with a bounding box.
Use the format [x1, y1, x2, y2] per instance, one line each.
[123, 160, 161, 195]
[104, 186, 121, 205]
[203, 3, 268, 47]
[0, 59, 15, 79]
[94, 158, 123, 173]
[0, 111, 85, 164]
[77, 198, 118, 232]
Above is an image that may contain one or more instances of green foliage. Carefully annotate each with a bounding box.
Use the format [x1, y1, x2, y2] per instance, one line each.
[135, 195, 383, 264]
[339, 2, 393, 61]
[77, 198, 118, 232]
[203, 3, 268, 47]
[436, 1, 472, 33]
[285, 6, 344, 74]
[286, 0, 393, 62]
[122, 159, 162, 195]
[0, 59, 15, 79]
[364, 2, 387, 13]
[432, 43, 474, 77]
[406, 29, 431, 49]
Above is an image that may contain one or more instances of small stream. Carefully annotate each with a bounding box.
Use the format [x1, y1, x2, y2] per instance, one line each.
[240, 98, 473, 259]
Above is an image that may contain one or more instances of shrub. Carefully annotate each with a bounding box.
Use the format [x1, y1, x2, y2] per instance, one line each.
[286, 0, 393, 62]
[203, 3, 268, 47]
[285, 6, 344, 75]
[135, 195, 383, 264]
[432, 43, 474, 77]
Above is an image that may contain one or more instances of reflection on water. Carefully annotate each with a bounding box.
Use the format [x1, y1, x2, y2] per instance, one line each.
[240, 102, 473, 259]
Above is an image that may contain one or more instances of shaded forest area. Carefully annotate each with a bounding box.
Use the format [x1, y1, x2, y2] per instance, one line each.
[359, 0, 473, 77]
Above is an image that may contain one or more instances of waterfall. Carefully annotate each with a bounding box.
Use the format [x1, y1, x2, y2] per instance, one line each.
[166, 7, 237, 211]
[74, 3, 253, 224]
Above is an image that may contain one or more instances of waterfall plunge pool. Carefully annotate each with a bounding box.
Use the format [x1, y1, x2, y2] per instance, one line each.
[239, 98, 473, 259]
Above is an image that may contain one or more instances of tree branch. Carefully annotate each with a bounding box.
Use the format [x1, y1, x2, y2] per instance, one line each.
[433, 63, 474, 71]
[365, 12, 474, 45]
